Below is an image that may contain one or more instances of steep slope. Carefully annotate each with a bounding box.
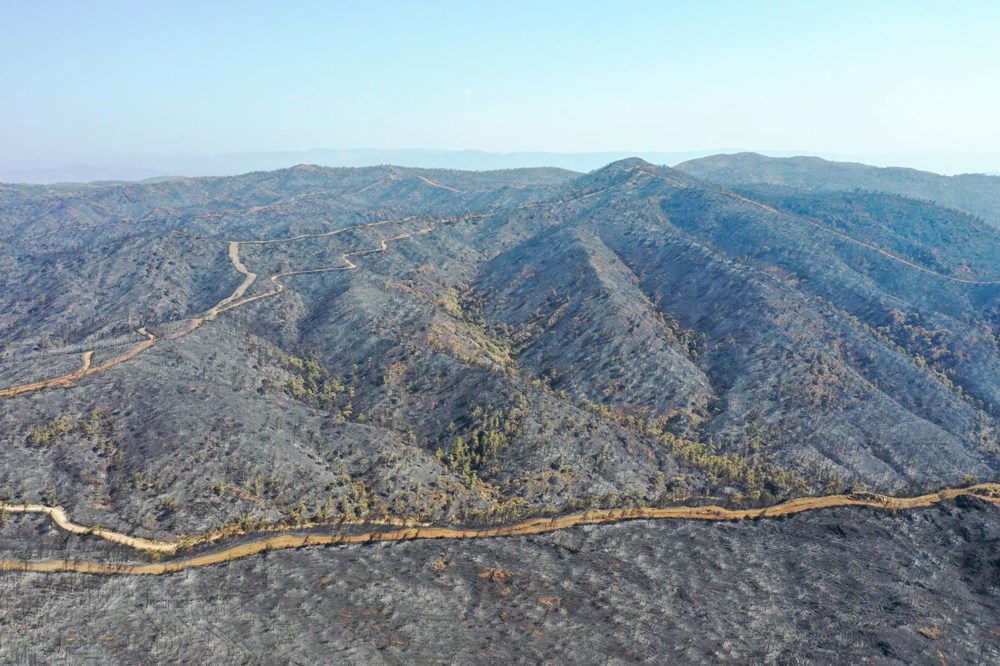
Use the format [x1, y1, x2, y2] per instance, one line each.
[0, 159, 998, 546]
[473, 224, 713, 421]
[599, 191, 995, 489]
[676, 152, 1000, 227]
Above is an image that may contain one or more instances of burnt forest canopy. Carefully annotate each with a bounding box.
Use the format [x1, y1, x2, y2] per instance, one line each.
[2, 157, 999, 535]
[2, 156, 1000, 663]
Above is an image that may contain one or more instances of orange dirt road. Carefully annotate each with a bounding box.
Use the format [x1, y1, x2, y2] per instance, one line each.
[1, 484, 996, 576]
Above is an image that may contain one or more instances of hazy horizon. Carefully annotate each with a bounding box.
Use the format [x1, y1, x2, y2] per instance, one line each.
[3, 147, 1000, 185]
[3, 0, 999, 180]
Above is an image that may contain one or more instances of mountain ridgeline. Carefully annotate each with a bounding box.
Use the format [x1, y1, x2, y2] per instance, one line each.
[1, 157, 999, 539]
[677, 151, 1000, 229]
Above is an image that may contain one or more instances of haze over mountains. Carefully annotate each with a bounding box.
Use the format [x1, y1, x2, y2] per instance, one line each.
[3, 148, 998, 184]
[0, 150, 711, 184]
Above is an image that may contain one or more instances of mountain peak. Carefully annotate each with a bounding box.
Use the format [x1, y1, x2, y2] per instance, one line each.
[603, 157, 654, 171]
[573, 157, 693, 193]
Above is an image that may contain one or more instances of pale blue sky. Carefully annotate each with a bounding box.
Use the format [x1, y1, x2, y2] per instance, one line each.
[2, 0, 999, 173]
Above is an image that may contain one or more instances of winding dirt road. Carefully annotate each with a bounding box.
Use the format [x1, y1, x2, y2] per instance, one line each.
[4, 180, 1000, 579]
[0, 218, 422, 398]
[0, 351, 93, 399]
[416, 175, 465, 194]
[0, 503, 176, 554]
[0, 171, 996, 574]
[0, 331, 155, 399]
[0, 179, 635, 400]
[5, 174, 997, 401]
[1, 484, 996, 576]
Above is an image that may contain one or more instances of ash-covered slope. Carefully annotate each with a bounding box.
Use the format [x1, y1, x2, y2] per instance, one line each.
[0, 159, 998, 542]
[1, 498, 998, 664]
[676, 151, 1000, 228]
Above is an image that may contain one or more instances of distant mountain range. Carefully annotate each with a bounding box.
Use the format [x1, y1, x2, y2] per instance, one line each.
[0, 149, 707, 184]
[3, 148, 998, 184]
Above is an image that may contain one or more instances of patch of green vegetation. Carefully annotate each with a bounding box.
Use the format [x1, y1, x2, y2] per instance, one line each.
[580, 399, 808, 504]
[155, 496, 179, 518]
[835, 303, 982, 407]
[245, 473, 284, 500]
[652, 303, 702, 360]
[27, 416, 75, 447]
[26, 408, 124, 466]
[876, 308, 961, 380]
[131, 470, 169, 495]
[339, 478, 374, 520]
[251, 340, 355, 417]
[440, 286, 527, 368]
[436, 402, 525, 485]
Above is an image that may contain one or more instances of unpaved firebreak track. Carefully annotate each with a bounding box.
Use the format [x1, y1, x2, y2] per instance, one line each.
[0, 484, 997, 576]
[0, 217, 438, 398]
[0, 330, 156, 398]
[2, 181, 1000, 576]
[0, 184, 614, 399]
[4, 173, 998, 401]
